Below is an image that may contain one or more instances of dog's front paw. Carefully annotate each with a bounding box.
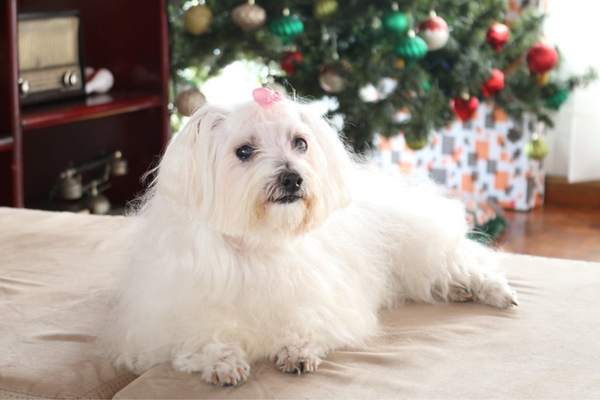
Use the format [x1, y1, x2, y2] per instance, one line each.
[274, 343, 322, 375]
[173, 343, 250, 386]
[475, 278, 518, 309]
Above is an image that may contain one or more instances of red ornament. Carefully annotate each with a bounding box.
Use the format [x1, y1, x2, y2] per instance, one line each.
[482, 69, 505, 97]
[527, 42, 558, 74]
[451, 96, 479, 121]
[280, 51, 304, 75]
[486, 23, 510, 51]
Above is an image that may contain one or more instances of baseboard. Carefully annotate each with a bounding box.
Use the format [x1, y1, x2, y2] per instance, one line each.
[545, 176, 600, 208]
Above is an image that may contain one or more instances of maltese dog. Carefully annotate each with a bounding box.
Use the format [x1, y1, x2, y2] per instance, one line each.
[106, 88, 517, 386]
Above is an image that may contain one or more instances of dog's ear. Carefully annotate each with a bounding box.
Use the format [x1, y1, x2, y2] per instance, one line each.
[299, 105, 352, 212]
[154, 105, 228, 212]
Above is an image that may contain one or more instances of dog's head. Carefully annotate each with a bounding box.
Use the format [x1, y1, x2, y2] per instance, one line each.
[154, 92, 352, 239]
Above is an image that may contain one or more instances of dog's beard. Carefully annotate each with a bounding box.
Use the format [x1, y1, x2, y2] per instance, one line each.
[258, 178, 311, 235]
[265, 181, 305, 205]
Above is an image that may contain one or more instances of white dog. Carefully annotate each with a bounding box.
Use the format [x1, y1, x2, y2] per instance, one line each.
[106, 88, 517, 386]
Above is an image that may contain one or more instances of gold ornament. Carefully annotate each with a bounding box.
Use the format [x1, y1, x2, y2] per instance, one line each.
[314, 0, 338, 19]
[184, 5, 213, 35]
[394, 58, 406, 69]
[232, 0, 266, 32]
[174, 88, 206, 116]
[536, 72, 551, 86]
[525, 135, 549, 160]
[404, 134, 429, 151]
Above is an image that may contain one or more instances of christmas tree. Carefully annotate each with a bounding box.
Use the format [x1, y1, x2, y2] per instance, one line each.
[168, 0, 594, 153]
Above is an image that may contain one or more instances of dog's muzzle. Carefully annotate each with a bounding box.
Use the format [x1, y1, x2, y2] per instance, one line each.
[270, 170, 304, 204]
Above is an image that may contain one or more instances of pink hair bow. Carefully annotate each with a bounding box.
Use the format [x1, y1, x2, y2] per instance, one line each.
[252, 87, 282, 108]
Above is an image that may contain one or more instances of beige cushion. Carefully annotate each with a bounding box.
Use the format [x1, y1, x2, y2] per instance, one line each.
[115, 255, 600, 399]
[2, 207, 599, 399]
[0, 208, 136, 399]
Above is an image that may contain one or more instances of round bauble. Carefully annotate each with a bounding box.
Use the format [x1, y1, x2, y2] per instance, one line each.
[184, 5, 213, 35]
[545, 88, 569, 110]
[280, 51, 304, 75]
[527, 41, 558, 74]
[319, 61, 351, 93]
[269, 12, 304, 42]
[525, 136, 549, 160]
[486, 22, 509, 51]
[405, 134, 429, 151]
[482, 68, 505, 97]
[232, 0, 266, 32]
[395, 31, 428, 61]
[314, 0, 338, 19]
[359, 84, 379, 103]
[383, 11, 410, 35]
[418, 11, 449, 51]
[394, 58, 406, 69]
[451, 95, 479, 121]
[174, 88, 206, 116]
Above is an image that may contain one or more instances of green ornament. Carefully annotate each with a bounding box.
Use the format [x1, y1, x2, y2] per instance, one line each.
[269, 13, 304, 42]
[314, 0, 338, 19]
[383, 11, 410, 35]
[395, 31, 428, 61]
[404, 134, 429, 150]
[545, 88, 569, 110]
[421, 79, 432, 92]
[525, 136, 549, 160]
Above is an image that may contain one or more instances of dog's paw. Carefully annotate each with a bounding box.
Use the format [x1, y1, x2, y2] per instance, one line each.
[475, 278, 518, 309]
[448, 284, 475, 303]
[173, 343, 250, 386]
[274, 343, 322, 375]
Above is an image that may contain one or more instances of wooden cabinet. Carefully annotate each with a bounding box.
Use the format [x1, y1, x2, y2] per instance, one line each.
[0, 0, 170, 208]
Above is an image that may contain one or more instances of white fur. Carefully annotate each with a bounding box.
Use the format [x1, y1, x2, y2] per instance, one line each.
[104, 97, 517, 385]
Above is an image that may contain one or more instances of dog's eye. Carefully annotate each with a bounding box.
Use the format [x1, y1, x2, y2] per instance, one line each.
[235, 144, 255, 161]
[292, 137, 308, 153]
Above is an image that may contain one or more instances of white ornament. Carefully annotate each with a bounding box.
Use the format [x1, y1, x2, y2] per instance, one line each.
[359, 84, 379, 103]
[418, 12, 449, 51]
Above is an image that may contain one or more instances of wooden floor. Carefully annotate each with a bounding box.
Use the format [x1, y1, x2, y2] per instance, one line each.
[498, 205, 600, 262]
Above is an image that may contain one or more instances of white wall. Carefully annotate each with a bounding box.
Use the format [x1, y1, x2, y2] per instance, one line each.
[545, 0, 600, 182]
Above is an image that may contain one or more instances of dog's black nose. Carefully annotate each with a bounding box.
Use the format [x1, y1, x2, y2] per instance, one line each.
[280, 171, 303, 193]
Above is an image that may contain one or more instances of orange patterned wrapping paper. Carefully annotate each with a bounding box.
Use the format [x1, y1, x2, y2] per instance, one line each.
[374, 103, 544, 211]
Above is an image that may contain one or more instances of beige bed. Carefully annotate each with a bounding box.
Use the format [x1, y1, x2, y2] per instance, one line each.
[1, 207, 599, 399]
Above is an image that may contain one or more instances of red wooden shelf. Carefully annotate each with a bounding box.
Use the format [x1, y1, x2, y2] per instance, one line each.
[0, 136, 14, 152]
[21, 91, 163, 131]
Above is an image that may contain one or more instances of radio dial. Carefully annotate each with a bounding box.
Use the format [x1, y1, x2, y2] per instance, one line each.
[18, 78, 30, 95]
[62, 71, 79, 87]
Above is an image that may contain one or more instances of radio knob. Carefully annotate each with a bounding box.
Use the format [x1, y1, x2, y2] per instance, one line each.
[18, 78, 30, 95]
[62, 71, 79, 87]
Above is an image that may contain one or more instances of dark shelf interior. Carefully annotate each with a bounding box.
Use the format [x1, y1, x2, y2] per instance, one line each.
[21, 91, 163, 131]
[0, 136, 13, 152]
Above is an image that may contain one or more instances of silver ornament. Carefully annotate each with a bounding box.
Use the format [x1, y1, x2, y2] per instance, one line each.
[232, 0, 266, 32]
[319, 70, 346, 93]
[319, 62, 351, 93]
[174, 88, 206, 116]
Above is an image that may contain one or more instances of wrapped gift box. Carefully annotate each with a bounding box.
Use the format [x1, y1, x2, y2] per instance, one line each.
[374, 103, 545, 211]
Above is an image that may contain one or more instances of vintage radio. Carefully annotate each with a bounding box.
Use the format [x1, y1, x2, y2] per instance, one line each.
[18, 12, 85, 105]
